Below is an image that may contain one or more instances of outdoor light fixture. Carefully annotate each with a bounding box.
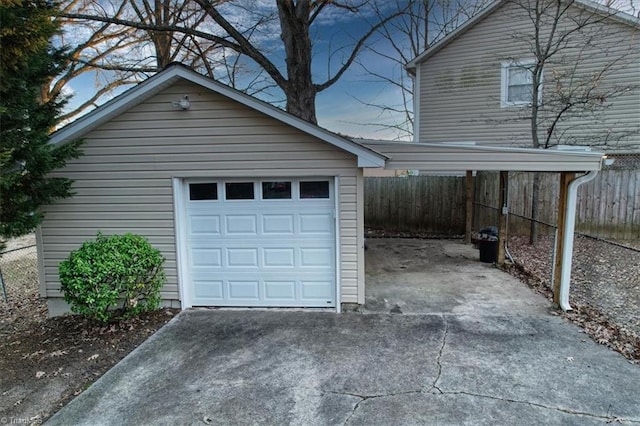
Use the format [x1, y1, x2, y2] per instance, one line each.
[172, 95, 191, 110]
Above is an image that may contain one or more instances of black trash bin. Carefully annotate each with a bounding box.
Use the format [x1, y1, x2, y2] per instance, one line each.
[478, 226, 498, 263]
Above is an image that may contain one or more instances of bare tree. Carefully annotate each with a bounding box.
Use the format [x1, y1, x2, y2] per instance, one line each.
[59, 0, 407, 124]
[354, 0, 490, 140]
[503, 0, 639, 242]
[48, 1, 140, 122]
[50, 0, 223, 122]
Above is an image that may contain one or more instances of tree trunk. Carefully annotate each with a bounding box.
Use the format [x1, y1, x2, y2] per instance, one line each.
[276, 0, 317, 124]
[151, 0, 173, 68]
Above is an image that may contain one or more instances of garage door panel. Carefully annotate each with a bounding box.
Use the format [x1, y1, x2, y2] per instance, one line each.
[186, 178, 335, 307]
[262, 215, 295, 234]
[301, 281, 334, 300]
[299, 214, 333, 234]
[225, 215, 258, 234]
[264, 281, 296, 300]
[190, 215, 221, 235]
[191, 246, 332, 263]
[191, 248, 222, 267]
[193, 280, 224, 299]
[300, 248, 333, 267]
[227, 248, 258, 267]
[263, 248, 295, 267]
[228, 280, 260, 300]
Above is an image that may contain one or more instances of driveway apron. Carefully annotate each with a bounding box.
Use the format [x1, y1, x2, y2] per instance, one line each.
[46, 309, 640, 425]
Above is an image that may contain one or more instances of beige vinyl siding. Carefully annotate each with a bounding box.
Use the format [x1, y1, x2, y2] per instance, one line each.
[418, 1, 640, 153]
[41, 81, 362, 304]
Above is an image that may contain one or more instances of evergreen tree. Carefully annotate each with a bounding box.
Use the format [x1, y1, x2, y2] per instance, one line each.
[0, 0, 82, 251]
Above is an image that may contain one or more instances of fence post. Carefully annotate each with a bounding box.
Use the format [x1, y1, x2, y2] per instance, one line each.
[465, 171, 474, 243]
[497, 171, 509, 265]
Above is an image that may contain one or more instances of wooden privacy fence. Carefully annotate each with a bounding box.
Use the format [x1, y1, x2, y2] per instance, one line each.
[364, 170, 640, 240]
[364, 176, 467, 234]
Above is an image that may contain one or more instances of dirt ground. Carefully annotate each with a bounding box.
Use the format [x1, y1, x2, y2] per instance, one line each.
[0, 244, 179, 424]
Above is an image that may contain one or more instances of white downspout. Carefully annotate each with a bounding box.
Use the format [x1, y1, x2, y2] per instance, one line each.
[558, 170, 599, 311]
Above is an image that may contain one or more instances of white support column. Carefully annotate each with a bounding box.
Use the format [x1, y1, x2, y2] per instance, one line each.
[558, 171, 598, 311]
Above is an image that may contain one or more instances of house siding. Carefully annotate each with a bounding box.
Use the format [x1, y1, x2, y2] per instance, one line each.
[418, 1, 640, 153]
[41, 80, 363, 308]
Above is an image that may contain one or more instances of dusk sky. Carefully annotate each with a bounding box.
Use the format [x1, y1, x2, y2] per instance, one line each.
[62, 1, 416, 141]
[61, 0, 638, 141]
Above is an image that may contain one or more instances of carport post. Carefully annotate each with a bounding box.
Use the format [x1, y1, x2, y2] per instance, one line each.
[552, 172, 574, 307]
[497, 171, 508, 266]
[465, 170, 474, 243]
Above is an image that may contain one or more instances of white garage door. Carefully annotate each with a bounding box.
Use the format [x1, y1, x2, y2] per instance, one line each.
[185, 179, 336, 307]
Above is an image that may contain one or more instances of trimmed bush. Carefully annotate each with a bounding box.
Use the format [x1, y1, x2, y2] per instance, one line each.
[59, 233, 166, 322]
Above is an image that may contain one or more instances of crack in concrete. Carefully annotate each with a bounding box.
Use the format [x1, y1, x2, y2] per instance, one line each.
[429, 315, 448, 394]
[338, 389, 424, 425]
[442, 390, 640, 423]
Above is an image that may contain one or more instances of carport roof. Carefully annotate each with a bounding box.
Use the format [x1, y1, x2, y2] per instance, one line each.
[359, 140, 604, 172]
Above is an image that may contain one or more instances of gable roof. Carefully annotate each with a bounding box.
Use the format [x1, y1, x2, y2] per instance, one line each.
[406, 0, 640, 72]
[49, 63, 387, 168]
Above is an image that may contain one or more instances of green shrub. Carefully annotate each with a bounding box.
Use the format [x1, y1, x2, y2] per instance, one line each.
[59, 232, 166, 323]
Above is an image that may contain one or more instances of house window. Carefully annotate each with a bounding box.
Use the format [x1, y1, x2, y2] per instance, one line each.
[501, 60, 540, 107]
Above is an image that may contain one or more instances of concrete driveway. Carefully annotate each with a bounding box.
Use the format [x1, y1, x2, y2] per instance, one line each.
[47, 240, 640, 425]
[361, 238, 550, 316]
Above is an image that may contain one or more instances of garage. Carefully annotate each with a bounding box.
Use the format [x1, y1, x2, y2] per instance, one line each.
[40, 64, 604, 316]
[184, 178, 336, 308]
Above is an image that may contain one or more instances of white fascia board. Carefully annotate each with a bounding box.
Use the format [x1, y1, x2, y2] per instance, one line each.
[363, 140, 605, 172]
[573, 0, 640, 27]
[49, 65, 386, 168]
[369, 140, 604, 157]
[357, 155, 387, 168]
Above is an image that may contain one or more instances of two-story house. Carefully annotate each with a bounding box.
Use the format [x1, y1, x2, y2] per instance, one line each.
[406, 0, 640, 160]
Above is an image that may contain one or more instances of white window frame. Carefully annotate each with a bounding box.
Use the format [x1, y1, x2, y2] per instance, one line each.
[500, 59, 541, 108]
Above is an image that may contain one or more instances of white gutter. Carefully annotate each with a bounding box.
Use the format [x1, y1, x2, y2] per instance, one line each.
[558, 170, 599, 311]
